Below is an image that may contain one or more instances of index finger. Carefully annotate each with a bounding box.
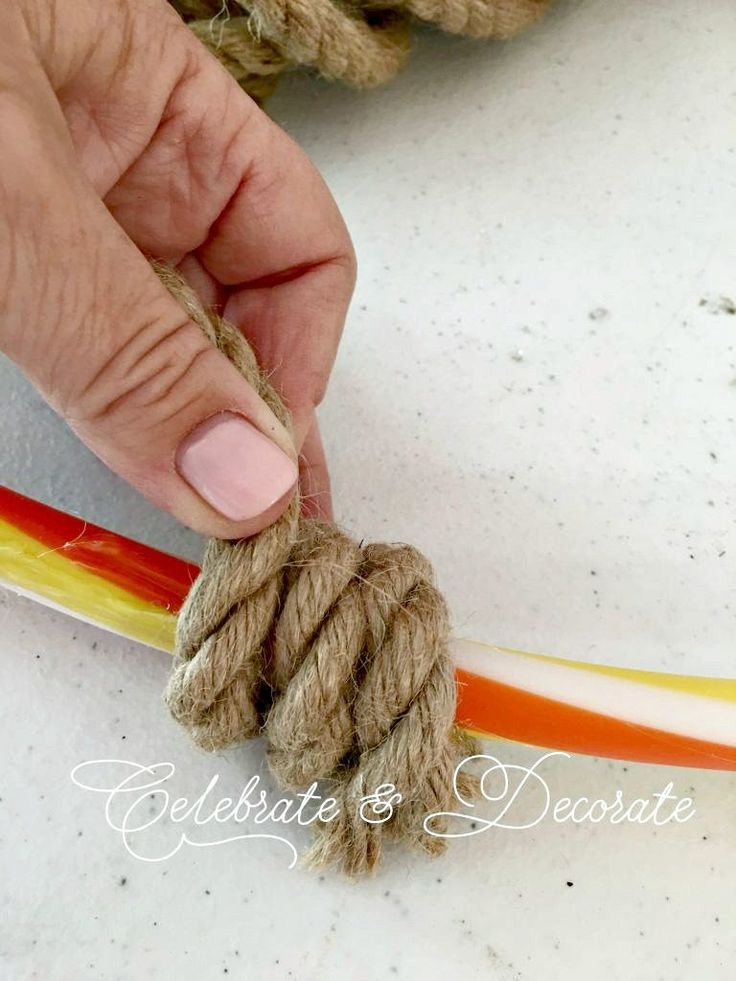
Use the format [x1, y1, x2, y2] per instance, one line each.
[99, 25, 355, 446]
[201, 114, 356, 446]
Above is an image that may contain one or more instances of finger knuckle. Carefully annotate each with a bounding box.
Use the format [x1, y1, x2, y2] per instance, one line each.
[336, 243, 358, 295]
[69, 313, 213, 432]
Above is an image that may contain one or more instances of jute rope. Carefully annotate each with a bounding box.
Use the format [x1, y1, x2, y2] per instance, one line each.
[170, 0, 549, 102]
[159, 266, 476, 875]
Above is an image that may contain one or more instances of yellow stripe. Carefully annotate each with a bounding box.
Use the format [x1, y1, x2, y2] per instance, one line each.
[477, 642, 736, 704]
[0, 517, 175, 652]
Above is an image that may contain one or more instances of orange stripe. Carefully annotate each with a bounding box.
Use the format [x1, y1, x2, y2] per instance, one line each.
[456, 667, 736, 771]
[0, 486, 197, 611]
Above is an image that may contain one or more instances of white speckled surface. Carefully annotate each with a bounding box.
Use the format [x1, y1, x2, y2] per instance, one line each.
[1, 1, 734, 978]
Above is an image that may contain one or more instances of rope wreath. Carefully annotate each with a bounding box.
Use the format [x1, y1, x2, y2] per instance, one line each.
[169, 0, 549, 102]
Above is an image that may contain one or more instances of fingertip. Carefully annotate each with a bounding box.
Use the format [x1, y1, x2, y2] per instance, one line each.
[176, 411, 298, 523]
[177, 477, 299, 541]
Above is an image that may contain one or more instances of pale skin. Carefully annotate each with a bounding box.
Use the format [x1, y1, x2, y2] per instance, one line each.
[0, 0, 356, 538]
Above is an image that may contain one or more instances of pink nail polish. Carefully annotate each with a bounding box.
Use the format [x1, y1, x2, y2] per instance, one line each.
[176, 413, 297, 521]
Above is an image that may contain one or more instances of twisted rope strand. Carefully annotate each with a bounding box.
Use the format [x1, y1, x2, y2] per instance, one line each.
[158, 266, 475, 873]
[170, 0, 549, 101]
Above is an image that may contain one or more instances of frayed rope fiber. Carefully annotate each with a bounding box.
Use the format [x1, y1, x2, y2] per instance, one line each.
[169, 0, 549, 102]
[158, 265, 477, 875]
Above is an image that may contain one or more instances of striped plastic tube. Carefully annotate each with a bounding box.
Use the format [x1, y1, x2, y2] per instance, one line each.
[1, 484, 734, 770]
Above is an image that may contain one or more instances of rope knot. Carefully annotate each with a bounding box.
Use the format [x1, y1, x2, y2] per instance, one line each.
[159, 266, 475, 874]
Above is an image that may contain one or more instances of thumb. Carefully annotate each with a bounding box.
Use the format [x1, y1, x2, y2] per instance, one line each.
[1, 106, 298, 540]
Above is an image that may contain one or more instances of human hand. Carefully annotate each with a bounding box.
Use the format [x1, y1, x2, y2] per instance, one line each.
[0, 0, 355, 538]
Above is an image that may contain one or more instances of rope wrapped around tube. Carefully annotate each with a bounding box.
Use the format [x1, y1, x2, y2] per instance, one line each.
[158, 265, 477, 875]
[169, 0, 549, 102]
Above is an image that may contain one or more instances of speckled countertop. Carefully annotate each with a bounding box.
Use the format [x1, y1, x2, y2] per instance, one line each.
[1, 1, 734, 978]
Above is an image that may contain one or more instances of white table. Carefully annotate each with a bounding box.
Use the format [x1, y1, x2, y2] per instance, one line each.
[1, 1, 734, 977]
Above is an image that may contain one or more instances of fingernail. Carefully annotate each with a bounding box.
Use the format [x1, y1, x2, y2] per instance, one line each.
[176, 412, 297, 521]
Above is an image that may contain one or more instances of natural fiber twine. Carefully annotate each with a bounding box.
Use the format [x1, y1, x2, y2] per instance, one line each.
[159, 267, 477, 875]
[161, 0, 537, 877]
[169, 0, 549, 102]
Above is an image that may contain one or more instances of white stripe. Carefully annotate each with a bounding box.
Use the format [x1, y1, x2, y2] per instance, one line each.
[453, 640, 736, 749]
